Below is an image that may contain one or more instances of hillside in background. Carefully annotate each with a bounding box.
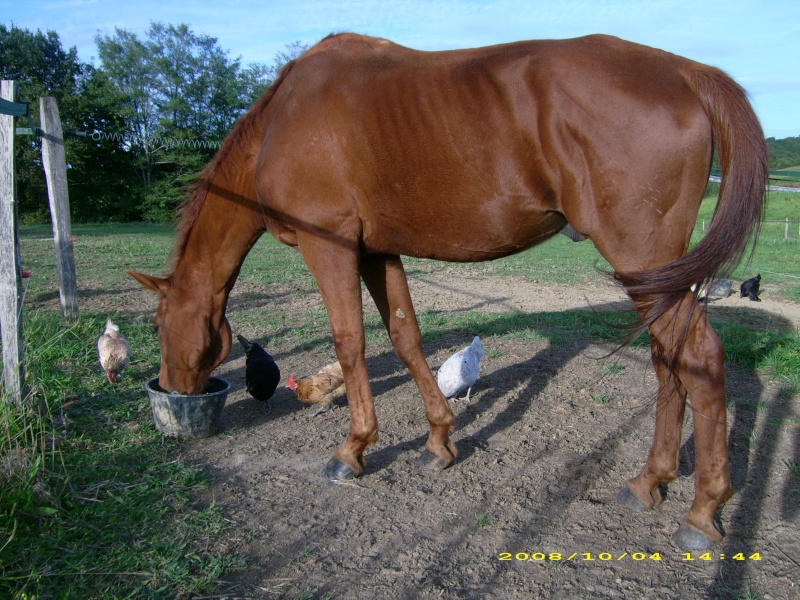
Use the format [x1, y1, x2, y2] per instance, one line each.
[768, 135, 800, 169]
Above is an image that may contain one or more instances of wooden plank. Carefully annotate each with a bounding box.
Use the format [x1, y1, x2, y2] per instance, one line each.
[0, 80, 26, 403]
[40, 96, 79, 320]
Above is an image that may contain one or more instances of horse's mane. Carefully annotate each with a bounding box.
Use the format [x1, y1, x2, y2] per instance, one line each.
[166, 59, 298, 275]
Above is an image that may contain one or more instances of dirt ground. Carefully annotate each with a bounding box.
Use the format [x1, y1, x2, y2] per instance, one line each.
[121, 270, 800, 598]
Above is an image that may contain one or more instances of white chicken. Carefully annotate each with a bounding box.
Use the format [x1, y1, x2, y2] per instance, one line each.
[437, 336, 483, 402]
[97, 318, 129, 383]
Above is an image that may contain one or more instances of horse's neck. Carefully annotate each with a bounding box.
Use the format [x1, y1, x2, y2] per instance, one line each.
[173, 175, 265, 297]
[170, 97, 272, 297]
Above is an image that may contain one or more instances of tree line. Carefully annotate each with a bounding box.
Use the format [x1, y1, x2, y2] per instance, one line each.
[1, 23, 798, 224]
[768, 136, 800, 170]
[1, 23, 305, 222]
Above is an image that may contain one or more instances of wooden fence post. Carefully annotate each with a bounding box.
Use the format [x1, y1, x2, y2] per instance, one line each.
[0, 80, 27, 403]
[40, 96, 79, 320]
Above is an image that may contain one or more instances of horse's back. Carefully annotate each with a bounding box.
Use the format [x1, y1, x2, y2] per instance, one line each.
[256, 34, 713, 262]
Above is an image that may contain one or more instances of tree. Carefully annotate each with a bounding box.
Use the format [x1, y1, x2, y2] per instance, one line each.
[766, 136, 800, 170]
[67, 66, 144, 221]
[95, 27, 162, 194]
[1, 24, 80, 220]
[95, 22, 278, 220]
[1, 24, 309, 222]
[0, 24, 141, 222]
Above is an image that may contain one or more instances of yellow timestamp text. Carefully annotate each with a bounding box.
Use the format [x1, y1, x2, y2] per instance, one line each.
[498, 551, 764, 562]
[498, 552, 664, 562]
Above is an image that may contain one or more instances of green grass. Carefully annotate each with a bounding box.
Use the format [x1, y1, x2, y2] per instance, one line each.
[1, 312, 245, 598]
[475, 514, 492, 528]
[20, 223, 176, 291]
[603, 363, 626, 377]
[29, 191, 792, 306]
[713, 321, 800, 393]
[696, 191, 800, 302]
[590, 393, 614, 405]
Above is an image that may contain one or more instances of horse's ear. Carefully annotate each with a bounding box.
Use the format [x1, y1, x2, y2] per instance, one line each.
[126, 270, 170, 295]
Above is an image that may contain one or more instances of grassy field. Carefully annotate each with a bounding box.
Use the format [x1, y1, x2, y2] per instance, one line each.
[695, 191, 800, 302]
[2, 192, 799, 598]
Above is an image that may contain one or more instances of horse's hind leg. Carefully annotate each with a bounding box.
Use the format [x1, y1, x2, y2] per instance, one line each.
[617, 335, 687, 512]
[620, 294, 730, 548]
[360, 255, 457, 469]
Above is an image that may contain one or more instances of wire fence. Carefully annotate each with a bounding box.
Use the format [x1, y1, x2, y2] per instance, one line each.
[67, 129, 221, 150]
[708, 175, 800, 193]
[761, 220, 800, 241]
[699, 218, 800, 240]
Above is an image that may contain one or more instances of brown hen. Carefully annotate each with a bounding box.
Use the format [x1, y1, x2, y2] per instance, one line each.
[286, 361, 345, 416]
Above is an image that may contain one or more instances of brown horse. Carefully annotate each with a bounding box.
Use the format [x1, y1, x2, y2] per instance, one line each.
[128, 33, 767, 550]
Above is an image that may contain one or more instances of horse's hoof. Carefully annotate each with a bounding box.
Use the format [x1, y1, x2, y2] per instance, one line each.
[416, 448, 454, 471]
[672, 523, 718, 550]
[616, 485, 649, 512]
[324, 457, 361, 482]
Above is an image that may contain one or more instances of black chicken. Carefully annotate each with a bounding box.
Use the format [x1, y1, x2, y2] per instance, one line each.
[237, 335, 281, 411]
[740, 274, 761, 302]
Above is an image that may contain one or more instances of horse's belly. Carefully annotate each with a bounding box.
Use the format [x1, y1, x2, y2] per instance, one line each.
[363, 205, 566, 262]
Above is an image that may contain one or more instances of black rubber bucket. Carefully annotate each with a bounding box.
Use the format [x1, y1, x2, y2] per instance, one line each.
[146, 377, 230, 438]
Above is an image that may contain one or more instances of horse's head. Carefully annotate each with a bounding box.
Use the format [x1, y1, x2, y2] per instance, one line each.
[127, 270, 232, 394]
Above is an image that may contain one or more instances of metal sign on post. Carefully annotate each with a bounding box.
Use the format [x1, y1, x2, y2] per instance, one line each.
[0, 97, 29, 117]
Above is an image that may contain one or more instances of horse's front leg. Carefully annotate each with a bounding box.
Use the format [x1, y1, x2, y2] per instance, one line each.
[296, 233, 377, 481]
[360, 255, 457, 469]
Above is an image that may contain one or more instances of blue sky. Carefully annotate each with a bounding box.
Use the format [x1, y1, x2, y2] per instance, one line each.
[4, 0, 799, 138]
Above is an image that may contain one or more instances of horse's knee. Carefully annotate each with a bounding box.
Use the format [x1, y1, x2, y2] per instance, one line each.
[330, 331, 366, 370]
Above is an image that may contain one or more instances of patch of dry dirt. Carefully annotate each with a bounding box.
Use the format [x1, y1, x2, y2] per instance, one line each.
[148, 273, 798, 598]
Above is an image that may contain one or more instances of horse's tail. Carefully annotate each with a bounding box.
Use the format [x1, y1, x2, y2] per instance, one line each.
[613, 63, 768, 362]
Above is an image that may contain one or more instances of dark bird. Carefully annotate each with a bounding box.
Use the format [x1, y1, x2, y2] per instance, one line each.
[97, 318, 129, 383]
[237, 335, 281, 410]
[740, 274, 761, 302]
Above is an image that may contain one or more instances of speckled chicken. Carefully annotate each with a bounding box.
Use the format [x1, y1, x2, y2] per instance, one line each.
[696, 278, 733, 302]
[437, 336, 483, 402]
[97, 318, 129, 383]
[237, 335, 281, 412]
[286, 361, 346, 416]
